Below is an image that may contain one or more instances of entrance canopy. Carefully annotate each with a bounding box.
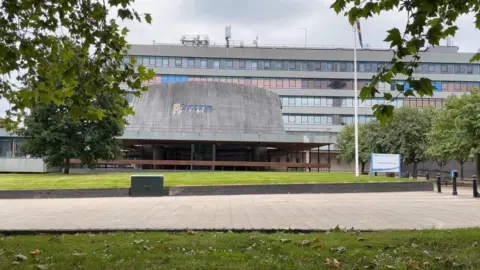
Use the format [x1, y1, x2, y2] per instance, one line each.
[120, 130, 334, 152]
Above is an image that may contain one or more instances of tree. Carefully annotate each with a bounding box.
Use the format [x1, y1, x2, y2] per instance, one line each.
[20, 92, 125, 174]
[0, 0, 155, 129]
[335, 121, 383, 174]
[427, 96, 472, 179]
[331, 0, 480, 122]
[18, 38, 129, 174]
[383, 107, 435, 178]
[441, 90, 480, 182]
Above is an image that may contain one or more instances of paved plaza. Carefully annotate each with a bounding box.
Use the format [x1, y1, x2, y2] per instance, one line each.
[1, 188, 479, 231]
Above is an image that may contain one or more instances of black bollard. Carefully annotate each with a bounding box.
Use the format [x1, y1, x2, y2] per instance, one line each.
[452, 171, 458, 196]
[426, 172, 430, 181]
[473, 175, 478, 198]
[436, 173, 442, 193]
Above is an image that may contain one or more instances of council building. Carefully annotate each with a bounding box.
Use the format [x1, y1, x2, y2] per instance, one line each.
[120, 40, 480, 172]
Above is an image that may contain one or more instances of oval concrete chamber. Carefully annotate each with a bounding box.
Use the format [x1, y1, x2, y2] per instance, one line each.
[126, 82, 285, 134]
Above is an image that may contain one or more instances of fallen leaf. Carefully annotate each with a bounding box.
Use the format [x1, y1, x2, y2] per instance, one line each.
[312, 243, 324, 251]
[386, 265, 395, 269]
[279, 238, 291, 243]
[35, 264, 49, 269]
[423, 250, 432, 255]
[357, 237, 365, 242]
[325, 258, 341, 268]
[72, 253, 86, 256]
[30, 249, 41, 257]
[411, 243, 418, 248]
[472, 242, 478, 247]
[143, 245, 154, 251]
[186, 229, 196, 235]
[12, 262, 20, 265]
[330, 246, 346, 254]
[365, 244, 373, 249]
[133, 239, 144, 244]
[301, 240, 311, 246]
[15, 254, 27, 261]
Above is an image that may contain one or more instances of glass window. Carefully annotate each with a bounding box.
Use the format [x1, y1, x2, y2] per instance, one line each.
[308, 116, 314, 124]
[226, 60, 233, 69]
[283, 115, 288, 123]
[246, 60, 252, 70]
[314, 116, 321, 123]
[467, 65, 474, 74]
[200, 59, 207, 68]
[302, 61, 308, 70]
[182, 58, 188, 68]
[441, 64, 448, 73]
[213, 60, 220, 69]
[257, 60, 264, 70]
[188, 58, 195, 67]
[219, 60, 226, 69]
[314, 98, 321, 106]
[276, 61, 282, 70]
[194, 58, 201, 68]
[233, 60, 239, 69]
[156, 57, 162, 67]
[301, 98, 308, 106]
[327, 62, 334, 71]
[168, 58, 175, 67]
[175, 58, 182, 67]
[301, 116, 308, 124]
[307, 98, 314, 106]
[365, 63, 372, 72]
[283, 61, 289, 70]
[454, 65, 461, 74]
[295, 116, 302, 124]
[326, 98, 333, 107]
[251, 61, 258, 70]
[289, 115, 295, 123]
[162, 58, 169, 67]
[207, 59, 214, 68]
[239, 60, 245, 69]
[264, 61, 270, 70]
[288, 97, 295, 105]
[340, 62, 347, 71]
[314, 62, 321, 71]
[149, 57, 156, 65]
[359, 63, 365, 72]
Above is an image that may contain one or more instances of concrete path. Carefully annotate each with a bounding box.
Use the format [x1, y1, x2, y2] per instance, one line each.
[1, 189, 479, 231]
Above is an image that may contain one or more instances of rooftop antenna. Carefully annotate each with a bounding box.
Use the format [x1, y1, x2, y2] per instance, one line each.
[225, 26, 231, 48]
[253, 36, 259, 47]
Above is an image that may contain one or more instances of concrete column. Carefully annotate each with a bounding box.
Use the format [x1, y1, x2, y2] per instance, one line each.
[212, 144, 216, 171]
[305, 150, 310, 172]
[190, 144, 194, 171]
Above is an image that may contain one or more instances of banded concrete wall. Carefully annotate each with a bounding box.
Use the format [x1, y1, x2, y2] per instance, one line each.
[126, 82, 285, 134]
[0, 158, 59, 173]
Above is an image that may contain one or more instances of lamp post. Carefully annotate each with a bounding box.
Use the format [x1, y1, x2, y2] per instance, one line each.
[300, 28, 307, 47]
[352, 25, 359, 177]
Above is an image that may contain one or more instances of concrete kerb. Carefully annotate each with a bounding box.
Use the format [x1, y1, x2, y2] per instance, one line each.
[0, 181, 433, 199]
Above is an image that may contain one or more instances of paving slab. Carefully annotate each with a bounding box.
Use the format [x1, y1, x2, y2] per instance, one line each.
[0, 189, 479, 231]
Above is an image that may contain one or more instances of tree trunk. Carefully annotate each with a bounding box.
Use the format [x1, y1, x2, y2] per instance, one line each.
[412, 162, 418, 179]
[64, 158, 70, 174]
[458, 160, 464, 180]
[361, 162, 366, 174]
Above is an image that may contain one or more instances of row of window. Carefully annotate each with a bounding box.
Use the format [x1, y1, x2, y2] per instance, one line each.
[126, 56, 480, 75]
[143, 75, 480, 92]
[282, 114, 375, 125]
[280, 97, 405, 108]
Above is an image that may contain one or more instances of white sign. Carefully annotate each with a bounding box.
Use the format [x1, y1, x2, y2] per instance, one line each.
[370, 153, 401, 177]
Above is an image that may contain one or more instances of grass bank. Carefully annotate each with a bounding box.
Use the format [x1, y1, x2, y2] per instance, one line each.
[0, 172, 413, 190]
[0, 229, 478, 269]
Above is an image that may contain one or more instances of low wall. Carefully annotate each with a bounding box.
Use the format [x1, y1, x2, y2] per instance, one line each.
[0, 158, 59, 173]
[167, 182, 433, 196]
[0, 182, 433, 199]
[0, 188, 129, 199]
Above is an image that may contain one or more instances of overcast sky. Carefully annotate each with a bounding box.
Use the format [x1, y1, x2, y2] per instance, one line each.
[1, 0, 479, 116]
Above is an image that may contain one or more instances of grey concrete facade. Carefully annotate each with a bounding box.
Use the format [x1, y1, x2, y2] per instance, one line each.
[126, 82, 285, 134]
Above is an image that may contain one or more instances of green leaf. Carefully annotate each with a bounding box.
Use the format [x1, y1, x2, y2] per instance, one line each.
[384, 28, 402, 48]
[145, 13, 152, 24]
[470, 53, 480, 62]
[383, 93, 393, 101]
[121, 27, 129, 36]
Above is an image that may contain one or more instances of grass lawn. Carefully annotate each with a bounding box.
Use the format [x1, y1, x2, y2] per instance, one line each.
[1, 229, 479, 269]
[0, 172, 412, 190]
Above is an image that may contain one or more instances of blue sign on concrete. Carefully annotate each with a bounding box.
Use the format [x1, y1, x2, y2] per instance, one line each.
[172, 103, 213, 115]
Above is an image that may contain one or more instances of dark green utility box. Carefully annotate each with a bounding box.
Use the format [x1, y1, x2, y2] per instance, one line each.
[130, 175, 164, 197]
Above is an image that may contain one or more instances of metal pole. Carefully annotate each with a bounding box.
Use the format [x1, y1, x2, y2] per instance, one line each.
[473, 175, 478, 198]
[436, 173, 442, 193]
[353, 25, 359, 177]
[300, 28, 307, 47]
[452, 173, 458, 195]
